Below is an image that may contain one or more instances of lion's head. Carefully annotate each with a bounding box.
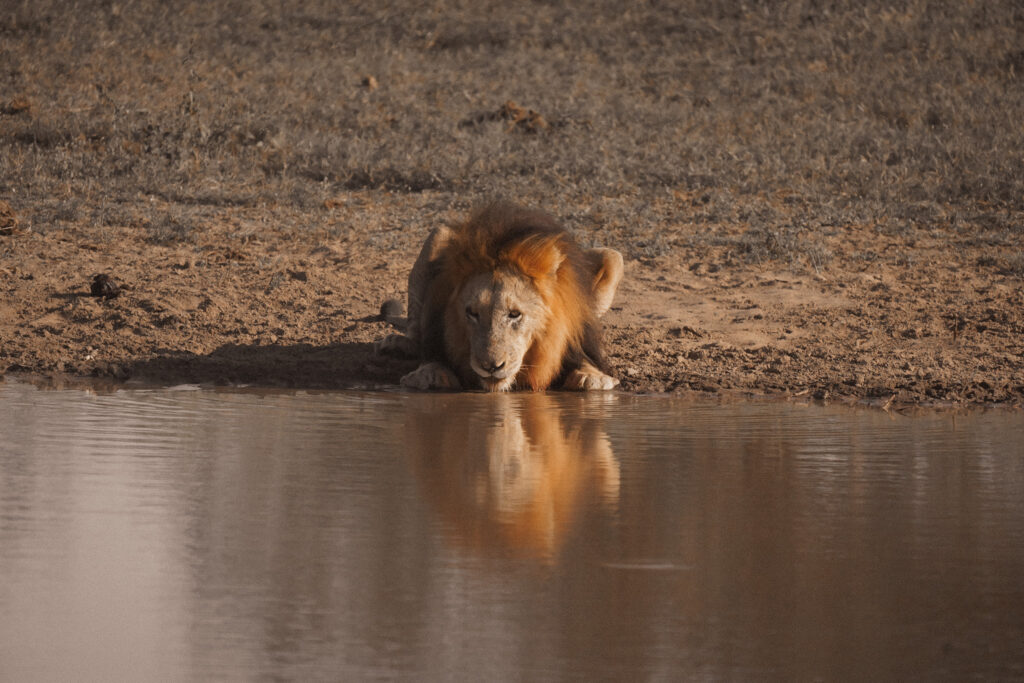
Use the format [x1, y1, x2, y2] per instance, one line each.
[439, 214, 593, 391]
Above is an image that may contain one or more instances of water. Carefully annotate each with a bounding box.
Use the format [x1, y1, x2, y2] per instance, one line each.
[1, 379, 1022, 681]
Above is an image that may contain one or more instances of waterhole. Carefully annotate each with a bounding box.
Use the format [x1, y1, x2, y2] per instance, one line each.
[1, 379, 1022, 680]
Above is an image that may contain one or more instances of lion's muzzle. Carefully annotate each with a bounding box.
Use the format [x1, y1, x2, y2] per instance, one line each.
[470, 354, 521, 392]
[470, 355, 515, 379]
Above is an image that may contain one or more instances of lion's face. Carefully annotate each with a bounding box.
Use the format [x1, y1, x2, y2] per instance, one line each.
[457, 269, 548, 391]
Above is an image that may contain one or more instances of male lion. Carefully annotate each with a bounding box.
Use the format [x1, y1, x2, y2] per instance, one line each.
[378, 202, 623, 391]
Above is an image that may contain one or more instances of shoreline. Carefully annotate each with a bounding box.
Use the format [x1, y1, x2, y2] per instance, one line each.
[2, 192, 1022, 409]
[4, 370, 1020, 416]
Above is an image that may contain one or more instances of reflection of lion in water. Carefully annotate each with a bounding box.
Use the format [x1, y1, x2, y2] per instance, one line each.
[406, 393, 619, 560]
[378, 202, 623, 391]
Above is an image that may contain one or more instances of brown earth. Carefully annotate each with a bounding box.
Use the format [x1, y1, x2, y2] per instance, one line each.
[1, 192, 1021, 407]
[1, 1, 1023, 406]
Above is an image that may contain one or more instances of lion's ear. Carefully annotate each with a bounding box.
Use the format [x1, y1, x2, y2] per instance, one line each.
[546, 244, 566, 278]
[423, 225, 454, 263]
[586, 248, 624, 317]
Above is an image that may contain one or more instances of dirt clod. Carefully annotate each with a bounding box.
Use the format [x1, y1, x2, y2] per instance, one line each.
[1, 98, 31, 116]
[0, 201, 20, 235]
[461, 100, 549, 133]
[90, 274, 122, 299]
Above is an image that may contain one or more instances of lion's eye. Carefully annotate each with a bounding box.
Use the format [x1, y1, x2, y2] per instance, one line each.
[508, 310, 522, 321]
[465, 307, 479, 321]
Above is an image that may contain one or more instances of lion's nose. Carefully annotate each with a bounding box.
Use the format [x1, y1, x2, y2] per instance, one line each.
[482, 360, 505, 374]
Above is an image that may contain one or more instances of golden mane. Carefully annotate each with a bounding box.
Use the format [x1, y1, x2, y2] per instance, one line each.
[432, 203, 598, 391]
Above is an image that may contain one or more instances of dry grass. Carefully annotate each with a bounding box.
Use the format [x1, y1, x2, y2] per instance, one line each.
[2, 0, 1023, 267]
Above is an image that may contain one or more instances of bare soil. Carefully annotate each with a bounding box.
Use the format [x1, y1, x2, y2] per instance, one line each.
[2, 190, 1022, 406]
[2, 1, 1023, 406]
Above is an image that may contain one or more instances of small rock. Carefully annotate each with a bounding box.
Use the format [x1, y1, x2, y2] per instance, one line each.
[2, 98, 31, 115]
[90, 273, 121, 299]
[362, 75, 379, 91]
[670, 326, 704, 339]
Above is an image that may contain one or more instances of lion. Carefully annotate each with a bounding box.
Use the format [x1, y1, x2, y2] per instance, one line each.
[378, 202, 623, 391]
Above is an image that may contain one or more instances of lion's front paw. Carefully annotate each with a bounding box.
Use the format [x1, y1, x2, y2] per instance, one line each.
[564, 367, 620, 391]
[401, 362, 461, 391]
[376, 333, 417, 357]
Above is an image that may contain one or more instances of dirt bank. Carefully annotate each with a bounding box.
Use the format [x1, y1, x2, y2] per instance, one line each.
[1, 191, 1022, 406]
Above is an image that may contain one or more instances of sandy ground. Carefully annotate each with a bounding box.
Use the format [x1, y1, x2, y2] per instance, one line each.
[1, 194, 1021, 407]
[3, 2, 1023, 407]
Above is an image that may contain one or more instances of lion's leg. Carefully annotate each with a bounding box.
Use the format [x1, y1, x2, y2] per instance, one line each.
[375, 333, 418, 357]
[401, 361, 462, 391]
[585, 247, 624, 318]
[406, 225, 453, 342]
[563, 358, 619, 391]
[377, 225, 454, 358]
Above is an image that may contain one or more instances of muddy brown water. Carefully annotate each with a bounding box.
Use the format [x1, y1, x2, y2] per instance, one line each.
[1, 379, 1022, 681]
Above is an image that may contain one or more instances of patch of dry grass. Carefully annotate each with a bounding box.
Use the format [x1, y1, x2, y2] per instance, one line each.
[2, 0, 1022, 263]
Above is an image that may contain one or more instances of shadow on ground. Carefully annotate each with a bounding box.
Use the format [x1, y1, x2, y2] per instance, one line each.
[128, 342, 416, 388]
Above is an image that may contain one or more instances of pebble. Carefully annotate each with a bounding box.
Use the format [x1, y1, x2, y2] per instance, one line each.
[90, 274, 121, 299]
